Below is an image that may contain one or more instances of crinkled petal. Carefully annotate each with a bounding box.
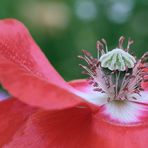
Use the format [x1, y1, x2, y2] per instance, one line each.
[0, 97, 36, 147]
[0, 19, 97, 111]
[3, 106, 148, 148]
[4, 107, 96, 148]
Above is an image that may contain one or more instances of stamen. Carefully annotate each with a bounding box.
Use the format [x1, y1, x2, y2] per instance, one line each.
[79, 36, 148, 102]
[118, 36, 125, 49]
[126, 38, 134, 52]
[101, 38, 108, 52]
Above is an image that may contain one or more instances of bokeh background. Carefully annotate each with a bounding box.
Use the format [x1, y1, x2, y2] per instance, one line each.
[1, 0, 148, 81]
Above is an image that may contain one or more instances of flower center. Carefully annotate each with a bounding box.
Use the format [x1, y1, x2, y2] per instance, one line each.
[100, 48, 136, 71]
[79, 36, 148, 102]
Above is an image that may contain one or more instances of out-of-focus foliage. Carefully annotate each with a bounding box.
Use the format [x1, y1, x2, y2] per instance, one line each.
[0, 0, 148, 80]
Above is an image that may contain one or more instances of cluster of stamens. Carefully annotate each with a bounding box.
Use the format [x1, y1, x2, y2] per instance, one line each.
[79, 36, 148, 102]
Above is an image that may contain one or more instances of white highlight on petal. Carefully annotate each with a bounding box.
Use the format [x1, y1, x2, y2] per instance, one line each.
[81, 92, 108, 105]
[132, 91, 148, 104]
[70, 81, 108, 106]
[103, 100, 145, 123]
[75, 88, 108, 106]
[70, 80, 148, 124]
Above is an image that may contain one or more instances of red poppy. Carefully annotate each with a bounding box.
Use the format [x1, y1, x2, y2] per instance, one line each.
[0, 19, 148, 148]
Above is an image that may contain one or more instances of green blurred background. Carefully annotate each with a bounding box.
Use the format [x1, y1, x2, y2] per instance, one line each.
[1, 0, 148, 81]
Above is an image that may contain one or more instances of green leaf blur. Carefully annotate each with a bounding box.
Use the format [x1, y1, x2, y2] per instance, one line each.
[0, 0, 148, 80]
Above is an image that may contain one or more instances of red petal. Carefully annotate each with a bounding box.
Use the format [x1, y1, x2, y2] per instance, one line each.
[4, 107, 148, 148]
[0, 19, 65, 83]
[4, 107, 97, 148]
[0, 98, 36, 147]
[93, 114, 148, 148]
[0, 19, 96, 110]
[69, 79, 92, 92]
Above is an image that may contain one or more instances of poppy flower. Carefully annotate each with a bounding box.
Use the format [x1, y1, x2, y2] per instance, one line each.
[0, 19, 148, 148]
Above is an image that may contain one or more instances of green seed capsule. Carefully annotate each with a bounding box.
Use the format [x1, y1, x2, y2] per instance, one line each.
[99, 48, 136, 71]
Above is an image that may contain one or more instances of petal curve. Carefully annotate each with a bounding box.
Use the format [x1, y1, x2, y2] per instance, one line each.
[0, 19, 64, 83]
[4, 107, 98, 148]
[0, 19, 97, 110]
[0, 97, 36, 147]
[3, 106, 148, 148]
